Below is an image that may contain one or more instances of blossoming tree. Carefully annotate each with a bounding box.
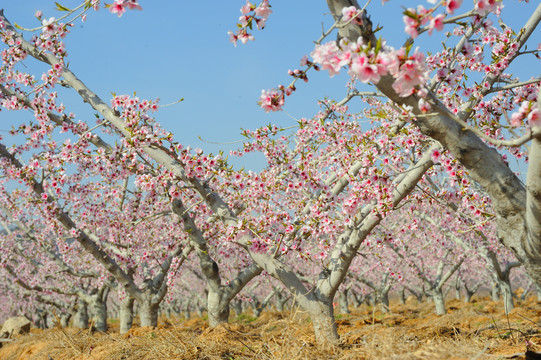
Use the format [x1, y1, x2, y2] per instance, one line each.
[0, 0, 539, 347]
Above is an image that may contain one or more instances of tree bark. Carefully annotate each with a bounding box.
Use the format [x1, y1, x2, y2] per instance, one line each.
[60, 313, 71, 328]
[73, 300, 89, 329]
[88, 297, 108, 332]
[138, 295, 160, 327]
[432, 288, 446, 315]
[120, 296, 135, 334]
[207, 289, 230, 327]
[500, 279, 515, 314]
[338, 289, 350, 314]
[309, 299, 339, 346]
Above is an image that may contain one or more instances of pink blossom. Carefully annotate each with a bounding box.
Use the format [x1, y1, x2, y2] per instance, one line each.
[431, 149, 441, 162]
[349, 53, 381, 83]
[528, 108, 540, 127]
[418, 98, 431, 113]
[258, 88, 284, 112]
[125, 0, 142, 10]
[342, 6, 358, 22]
[310, 41, 348, 77]
[392, 49, 429, 97]
[109, 1, 126, 17]
[428, 14, 445, 35]
[341, 6, 362, 24]
[446, 0, 463, 14]
[475, 0, 503, 16]
[240, 3, 252, 15]
[403, 14, 419, 39]
[254, 0, 272, 19]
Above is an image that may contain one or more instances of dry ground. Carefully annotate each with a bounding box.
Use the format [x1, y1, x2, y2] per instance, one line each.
[1, 296, 541, 359]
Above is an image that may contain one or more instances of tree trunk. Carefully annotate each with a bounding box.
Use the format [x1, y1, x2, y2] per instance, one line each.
[455, 277, 461, 300]
[88, 297, 108, 332]
[73, 300, 89, 329]
[138, 296, 160, 327]
[207, 289, 229, 327]
[432, 288, 446, 315]
[500, 280, 515, 313]
[338, 289, 350, 314]
[491, 281, 501, 301]
[119, 296, 135, 334]
[399, 288, 406, 305]
[231, 299, 242, 316]
[350, 291, 363, 308]
[308, 300, 339, 345]
[376, 290, 390, 313]
[184, 303, 191, 319]
[35, 310, 47, 329]
[60, 313, 71, 328]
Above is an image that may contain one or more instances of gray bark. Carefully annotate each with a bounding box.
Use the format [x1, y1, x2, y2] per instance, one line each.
[119, 296, 135, 334]
[350, 290, 363, 307]
[60, 313, 71, 328]
[207, 288, 230, 326]
[310, 300, 339, 345]
[87, 296, 108, 332]
[491, 281, 501, 301]
[138, 295, 160, 327]
[463, 283, 481, 303]
[500, 279, 515, 314]
[184, 303, 191, 320]
[338, 289, 350, 314]
[432, 288, 446, 315]
[73, 300, 89, 329]
[231, 299, 243, 317]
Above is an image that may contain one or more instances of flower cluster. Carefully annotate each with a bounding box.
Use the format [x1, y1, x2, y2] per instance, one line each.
[341, 6, 363, 25]
[258, 88, 285, 112]
[403, 5, 446, 39]
[107, 0, 142, 17]
[475, 0, 503, 16]
[310, 37, 429, 97]
[228, 0, 272, 46]
[511, 101, 539, 128]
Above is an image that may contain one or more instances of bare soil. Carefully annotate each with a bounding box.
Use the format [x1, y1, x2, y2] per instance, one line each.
[1, 296, 541, 359]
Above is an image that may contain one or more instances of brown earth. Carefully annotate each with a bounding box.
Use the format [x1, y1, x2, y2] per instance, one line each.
[1, 296, 541, 359]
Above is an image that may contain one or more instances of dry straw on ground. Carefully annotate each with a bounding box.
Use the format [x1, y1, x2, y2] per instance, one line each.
[1, 296, 541, 359]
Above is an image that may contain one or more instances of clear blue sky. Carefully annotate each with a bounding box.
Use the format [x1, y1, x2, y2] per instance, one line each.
[1, 1, 539, 170]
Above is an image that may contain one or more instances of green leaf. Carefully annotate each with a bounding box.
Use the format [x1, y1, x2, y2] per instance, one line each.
[55, 2, 72, 11]
[402, 10, 417, 20]
[375, 36, 382, 55]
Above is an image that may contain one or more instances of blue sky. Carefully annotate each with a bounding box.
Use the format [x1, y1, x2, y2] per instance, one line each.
[1, 1, 539, 170]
